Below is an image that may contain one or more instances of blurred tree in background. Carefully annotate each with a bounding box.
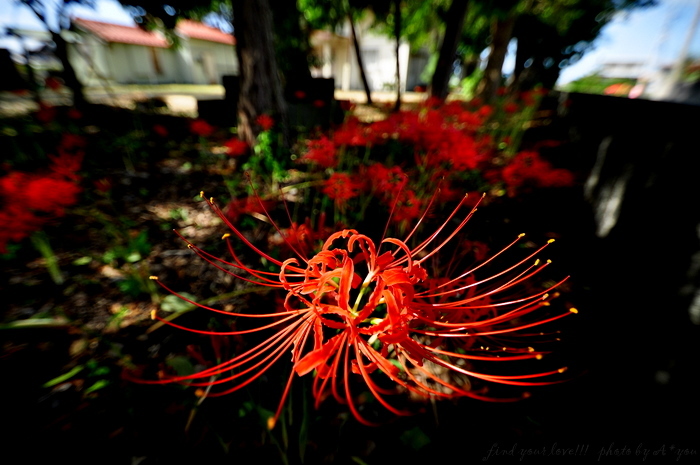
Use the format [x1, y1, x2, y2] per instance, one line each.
[112, 0, 659, 133]
[17, 0, 95, 107]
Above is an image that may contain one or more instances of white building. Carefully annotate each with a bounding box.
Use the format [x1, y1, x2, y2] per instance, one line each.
[69, 18, 238, 86]
[309, 17, 429, 93]
[11, 16, 428, 94]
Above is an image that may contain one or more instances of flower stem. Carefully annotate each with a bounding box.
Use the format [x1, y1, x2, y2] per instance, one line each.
[30, 231, 64, 285]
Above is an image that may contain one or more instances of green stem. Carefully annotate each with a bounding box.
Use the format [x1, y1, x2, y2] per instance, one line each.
[30, 231, 64, 285]
[0, 317, 70, 330]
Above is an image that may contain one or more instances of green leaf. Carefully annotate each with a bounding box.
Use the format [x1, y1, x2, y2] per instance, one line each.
[43, 365, 84, 388]
[400, 426, 431, 451]
[160, 294, 197, 313]
[84, 379, 110, 394]
[125, 251, 142, 263]
[350, 457, 370, 465]
[72, 256, 92, 266]
[166, 356, 195, 377]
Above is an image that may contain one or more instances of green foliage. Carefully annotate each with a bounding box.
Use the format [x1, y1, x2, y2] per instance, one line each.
[559, 73, 637, 94]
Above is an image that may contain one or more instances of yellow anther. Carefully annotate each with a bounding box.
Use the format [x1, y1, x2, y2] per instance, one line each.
[194, 388, 206, 398]
[518, 233, 525, 238]
[536, 354, 543, 360]
[547, 259, 552, 264]
[569, 308, 579, 314]
[222, 233, 231, 240]
[267, 417, 276, 431]
[534, 259, 540, 266]
[547, 238, 555, 243]
[149, 276, 158, 280]
[558, 367, 568, 373]
[187, 244, 193, 248]
[150, 310, 157, 320]
[210, 197, 214, 203]
[527, 347, 535, 352]
[542, 293, 549, 300]
[200, 191, 205, 199]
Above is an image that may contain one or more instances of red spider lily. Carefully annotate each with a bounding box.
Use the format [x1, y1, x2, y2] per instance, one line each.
[223, 136, 249, 157]
[388, 189, 423, 226]
[300, 136, 337, 168]
[35, 103, 57, 124]
[49, 153, 84, 182]
[332, 117, 367, 147]
[93, 177, 113, 194]
[140, 189, 576, 428]
[152, 124, 169, 138]
[256, 114, 275, 131]
[321, 172, 363, 207]
[269, 213, 331, 258]
[189, 119, 215, 137]
[0, 157, 83, 251]
[503, 102, 520, 113]
[501, 151, 575, 195]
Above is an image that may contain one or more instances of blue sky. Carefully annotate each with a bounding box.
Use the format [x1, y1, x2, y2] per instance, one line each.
[1, 0, 699, 85]
[558, 0, 700, 83]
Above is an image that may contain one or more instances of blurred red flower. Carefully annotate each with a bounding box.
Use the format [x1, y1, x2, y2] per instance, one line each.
[256, 114, 275, 131]
[223, 137, 249, 157]
[189, 119, 214, 137]
[300, 136, 337, 168]
[322, 172, 363, 206]
[152, 124, 169, 138]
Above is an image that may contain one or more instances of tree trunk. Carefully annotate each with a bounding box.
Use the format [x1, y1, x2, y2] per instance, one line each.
[430, 0, 470, 100]
[51, 31, 87, 108]
[393, 0, 402, 112]
[475, 13, 515, 103]
[349, 14, 373, 105]
[232, 0, 287, 145]
[271, 0, 312, 87]
[21, 45, 42, 106]
[509, 18, 529, 92]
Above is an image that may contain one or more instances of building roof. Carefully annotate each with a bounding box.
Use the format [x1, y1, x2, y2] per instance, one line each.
[177, 20, 235, 45]
[72, 18, 235, 48]
[73, 18, 169, 48]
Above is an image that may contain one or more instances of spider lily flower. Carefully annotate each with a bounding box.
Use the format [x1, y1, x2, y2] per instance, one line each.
[142, 190, 576, 428]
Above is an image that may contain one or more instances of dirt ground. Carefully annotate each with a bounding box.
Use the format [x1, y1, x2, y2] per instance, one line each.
[0, 86, 430, 119]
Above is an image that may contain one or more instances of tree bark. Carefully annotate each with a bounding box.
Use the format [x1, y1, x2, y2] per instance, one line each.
[21, 0, 87, 108]
[271, 0, 312, 87]
[393, 0, 402, 112]
[475, 13, 515, 103]
[232, 0, 287, 144]
[349, 14, 373, 105]
[52, 31, 87, 108]
[430, 0, 470, 100]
